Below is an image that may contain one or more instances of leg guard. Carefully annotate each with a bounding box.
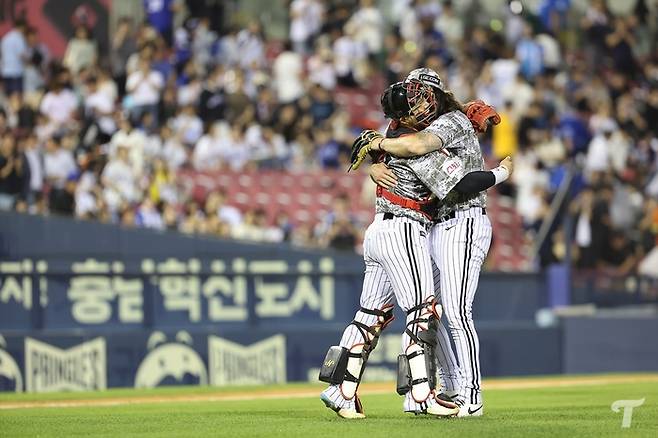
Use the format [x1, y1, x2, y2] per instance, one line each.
[319, 304, 394, 399]
[400, 297, 441, 403]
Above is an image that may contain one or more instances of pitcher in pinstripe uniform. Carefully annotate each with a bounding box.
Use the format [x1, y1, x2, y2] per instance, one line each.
[318, 80, 463, 419]
[368, 68, 512, 417]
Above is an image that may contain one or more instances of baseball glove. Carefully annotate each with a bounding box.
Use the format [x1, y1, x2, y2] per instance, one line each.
[465, 100, 501, 133]
[349, 130, 384, 171]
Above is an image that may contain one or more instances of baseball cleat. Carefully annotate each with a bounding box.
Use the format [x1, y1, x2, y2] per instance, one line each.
[405, 395, 459, 417]
[320, 392, 366, 419]
[457, 403, 484, 417]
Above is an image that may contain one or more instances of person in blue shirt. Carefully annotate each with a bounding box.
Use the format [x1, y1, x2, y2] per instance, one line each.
[1, 19, 29, 95]
[143, 0, 180, 46]
[516, 23, 544, 80]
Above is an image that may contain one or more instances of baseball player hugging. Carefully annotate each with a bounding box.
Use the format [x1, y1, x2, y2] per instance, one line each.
[352, 68, 513, 418]
[318, 79, 462, 419]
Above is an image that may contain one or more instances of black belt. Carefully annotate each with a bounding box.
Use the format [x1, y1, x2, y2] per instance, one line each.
[437, 207, 486, 223]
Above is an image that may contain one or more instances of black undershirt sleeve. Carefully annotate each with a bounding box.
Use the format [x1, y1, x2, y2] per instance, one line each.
[453, 171, 496, 194]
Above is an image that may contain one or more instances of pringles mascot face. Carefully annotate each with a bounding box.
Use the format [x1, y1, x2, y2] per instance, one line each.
[134, 331, 208, 388]
[0, 335, 23, 392]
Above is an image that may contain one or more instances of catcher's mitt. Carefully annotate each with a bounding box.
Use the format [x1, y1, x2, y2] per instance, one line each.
[349, 129, 384, 171]
[465, 100, 501, 133]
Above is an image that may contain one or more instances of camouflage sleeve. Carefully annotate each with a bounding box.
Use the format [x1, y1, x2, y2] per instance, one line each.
[407, 151, 466, 200]
[424, 112, 467, 149]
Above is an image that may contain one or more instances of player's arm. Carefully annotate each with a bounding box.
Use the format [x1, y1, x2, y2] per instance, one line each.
[453, 156, 513, 194]
[378, 131, 444, 158]
[374, 156, 513, 195]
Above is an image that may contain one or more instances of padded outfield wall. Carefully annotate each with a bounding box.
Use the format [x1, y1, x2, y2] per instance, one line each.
[0, 212, 654, 393]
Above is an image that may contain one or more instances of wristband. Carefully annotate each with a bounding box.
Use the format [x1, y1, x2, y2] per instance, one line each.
[491, 166, 510, 185]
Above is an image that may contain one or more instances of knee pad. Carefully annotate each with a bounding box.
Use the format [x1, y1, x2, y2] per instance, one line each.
[398, 297, 441, 402]
[319, 304, 394, 399]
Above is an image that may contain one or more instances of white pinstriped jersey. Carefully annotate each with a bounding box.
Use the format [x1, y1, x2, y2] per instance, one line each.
[424, 111, 486, 218]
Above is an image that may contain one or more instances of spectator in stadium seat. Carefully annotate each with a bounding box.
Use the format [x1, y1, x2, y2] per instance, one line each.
[315, 126, 341, 169]
[199, 66, 226, 123]
[289, 0, 323, 54]
[111, 17, 136, 96]
[43, 136, 76, 190]
[273, 41, 304, 104]
[40, 76, 79, 133]
[161, 202, 180, 231]
[101, 145, 138, 213]
[171, 104, 203, 147]
[332, 26, 366, 87]
[1, 19, 29, 95]
[110, 117, 146, 176]
[144, 0, 182, 46]
[83, 76, 116, 145]
[492, 100, 518, 160]
[21, 134, 43, 208]
[193, 123, 224, 171]
[160, 125, 187, 171]
[0, 135, 27, 210]
[307, 46, 336, 90]
[434, 1, 464, 48]
[126, 58, 164, 128]
[23, 28, 48, 98]
[235, 21, 265, 70]
[49, 174, 76, 216]
[515, 23, 544, 81]
[135, 198, 164, 229]
[63, 26, 98, 75]
[345, 0, 384, 56]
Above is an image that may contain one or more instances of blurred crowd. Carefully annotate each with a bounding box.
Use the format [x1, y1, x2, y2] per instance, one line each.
[0, 0, 657, 272]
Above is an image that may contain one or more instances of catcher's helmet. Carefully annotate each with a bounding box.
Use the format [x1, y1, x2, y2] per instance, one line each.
[405, 67, 445, 92]
[381, 82, 410, 119]
[381, 80, 437, 129]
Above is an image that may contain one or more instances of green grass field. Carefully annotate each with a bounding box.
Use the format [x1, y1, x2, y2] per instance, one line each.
[1, 374, 656, 437]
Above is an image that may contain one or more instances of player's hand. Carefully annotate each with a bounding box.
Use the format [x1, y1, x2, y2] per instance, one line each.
[465, 100, 501, 133]
[369, 163, 397, 190]
[349, 130, 384, 171]
[499, 156, 513, 176]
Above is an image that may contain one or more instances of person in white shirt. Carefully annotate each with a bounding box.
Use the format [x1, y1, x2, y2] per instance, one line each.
[109, 117, 146, 176]
[435, 1, 464, 47]
[585, 121, 617, 176]
[62, 25, 98, 74]
[43, 137, 76, 189]
[235, 21, 265, 70]
[289, 0, 323, 53]
[332, 26, 367, 87]
[160, 125, 187, 170]
[126, 58, 164, 126]
[40, 79, 78, 131]
[101, 145, 138, 212]
[345, 0, 384, 55]
[84, 76, 116, 140]
[171, 105, 203, 147]
[307, 46, 336, 90]
[193, 123, 225, 171]
[1, 19, 28, 94]
[273, 41, 304, 103]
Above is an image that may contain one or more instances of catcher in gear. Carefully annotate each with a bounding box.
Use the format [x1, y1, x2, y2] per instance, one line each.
[319, 79, 465, 419]
[368, 67, 511, 417]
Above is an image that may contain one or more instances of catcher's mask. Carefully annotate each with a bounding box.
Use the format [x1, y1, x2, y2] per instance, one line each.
[380, 79, 437, 129]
